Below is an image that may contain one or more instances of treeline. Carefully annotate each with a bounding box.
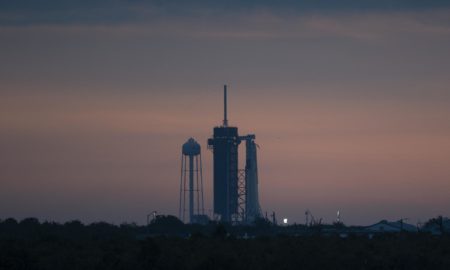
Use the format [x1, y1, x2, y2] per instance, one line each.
[1, 217, 450, 270]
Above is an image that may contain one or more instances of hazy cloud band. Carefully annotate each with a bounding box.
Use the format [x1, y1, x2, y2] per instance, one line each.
[1, 0, 450, 26]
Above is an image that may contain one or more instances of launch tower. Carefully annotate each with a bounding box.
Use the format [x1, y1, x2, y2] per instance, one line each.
[208, 85, 261, 223]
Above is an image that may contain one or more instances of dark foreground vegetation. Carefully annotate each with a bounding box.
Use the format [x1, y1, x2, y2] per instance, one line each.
[1, 216, 449, 270]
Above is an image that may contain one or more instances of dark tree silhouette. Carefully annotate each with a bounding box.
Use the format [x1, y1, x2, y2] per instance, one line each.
[1, 217, 450, 269]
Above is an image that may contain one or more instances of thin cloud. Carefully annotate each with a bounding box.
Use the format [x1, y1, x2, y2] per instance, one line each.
[1, 0, 450, 26]
[2, 9, 449, 41]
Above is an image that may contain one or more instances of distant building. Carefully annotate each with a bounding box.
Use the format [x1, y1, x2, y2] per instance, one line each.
[365, 220, 418, 233]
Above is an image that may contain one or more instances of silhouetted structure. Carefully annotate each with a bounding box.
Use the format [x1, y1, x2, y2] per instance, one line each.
[242, 134, 261, 222]
[208, 85, 261, 223]
[179, 138, 205, 224]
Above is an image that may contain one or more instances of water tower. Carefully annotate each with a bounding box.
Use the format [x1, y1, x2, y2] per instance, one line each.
[179, 138, 205, 224]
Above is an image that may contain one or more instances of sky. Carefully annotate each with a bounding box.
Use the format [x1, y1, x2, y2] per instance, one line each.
[1, 0, 450, 226]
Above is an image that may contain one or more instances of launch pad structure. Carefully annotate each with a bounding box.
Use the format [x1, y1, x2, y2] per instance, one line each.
[208, 85, 262, 224]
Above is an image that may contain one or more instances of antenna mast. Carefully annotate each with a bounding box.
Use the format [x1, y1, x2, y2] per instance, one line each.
[223, 84, 228, 127]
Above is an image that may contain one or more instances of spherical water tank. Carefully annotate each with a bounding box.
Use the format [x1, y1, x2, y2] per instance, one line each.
[182, 138, 201, 156]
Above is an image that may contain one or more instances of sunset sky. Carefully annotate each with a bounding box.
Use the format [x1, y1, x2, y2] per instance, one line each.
[1, 0, 450, 225]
